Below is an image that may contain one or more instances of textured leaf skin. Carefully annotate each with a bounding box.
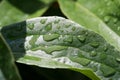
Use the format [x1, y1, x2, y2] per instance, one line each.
[58, 0, 120, 52]
[1, 16, 120, 80]
[0, 0, 54, 27]
[0, 33, 21, 80]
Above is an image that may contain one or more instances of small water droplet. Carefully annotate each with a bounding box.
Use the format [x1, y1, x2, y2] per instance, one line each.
[72, 27, 76, 31]
[54, 19, 60, 24]
[90, 42, 99, 48]
[77, 35, 86, 42]
[40, 18, 47, 24]
[64, 36, 73, 43]
[28, 23, 34, 30]
[90, 51, 97, 57]
[117, 26, 120, 31]
[100, 64, 116, 77]
[100, 53, 107, 60]
[116, 58, 120, 63]
[65, 24, 71, 28]
[43, 34, 59, 41]
[103, 45, 108, 51]
[57, 25, 61, 29]
[45, 23, 52, 31]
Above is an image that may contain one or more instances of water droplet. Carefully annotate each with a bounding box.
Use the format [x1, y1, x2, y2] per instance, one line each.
[104, 16, 110, 22]
[54, 19, 60, 24]
[77, 35, 86, 42]
[65, 24, 71, 28]
[45, 23, 52, 31]
[43, 34, 59, 41]
[100, 64, 115, 77]
[103, 45, 108, 51]
[57, 25, 61, 29]
[90, 42, 99, 48]
[64, 36, 73, 43]
[116, 58, 120, 63]
[100, 53, 107, 60]
[28, 23, 34, 30]
[37, 46, 67, 54]
[40, 18, 47, 24]
[29, 35, 39, 46]
[72, 27, 76, 31]
[90, 51, 97, 57]
[71, 57, 90, 66]
[117, 26, 120, 31]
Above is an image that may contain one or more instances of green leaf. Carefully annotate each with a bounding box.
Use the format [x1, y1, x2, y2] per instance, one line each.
[0, 33, 21, 80]
[58, 0, 120, 52]
[0, 0, 54, 27]
[1, 16, 120, 80]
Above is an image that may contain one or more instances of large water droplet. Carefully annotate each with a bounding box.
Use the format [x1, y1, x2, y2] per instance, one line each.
[40, 18, 47, 24]
[35, 46, 67, 54]
[64, 36, 73, 43]
[77, 35, 86, 42]
[45, 23, 52, 31]
[90, 51, 97, 57]
[72, 27, 76, 31]
[100, 64, 116, 77]
[28, 23, 34, 30]
[90, 42, 99, 48]
[71, 57, 90, 66]
[43, 34, 59, 41]
[116, 58, 120, 63]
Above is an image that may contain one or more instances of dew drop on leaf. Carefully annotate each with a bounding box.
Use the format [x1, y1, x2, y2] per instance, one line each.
[103, 45, 108, 51]
[64, 36, 73, 43]
[90, 42, 99, 48]
[71, 57, 90, 66]
[40, 18, 47, 24]
[28, 23, 34, 30]
[54, 19, 60, 24]
[72, 27, 76, 31]
[100, 53, 107, 60]
[43, 34, 59, 41]
[90, 51, 97, 57]
[77, 35, 86, 42]
[116, 58, 120, 63]
[45, 23, 52, 31]
[100, 64, 116, 77]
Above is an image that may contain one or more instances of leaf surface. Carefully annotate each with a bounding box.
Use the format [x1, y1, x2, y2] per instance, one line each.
[0, 0, 54, 27]
[0, 33, 21, 80]
[1, 16, 120, 80]
[58, 0, 120, 52]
